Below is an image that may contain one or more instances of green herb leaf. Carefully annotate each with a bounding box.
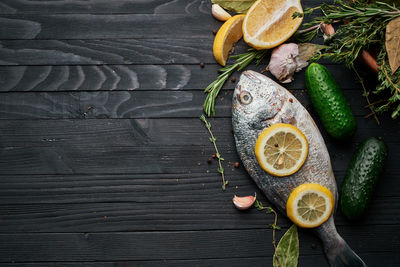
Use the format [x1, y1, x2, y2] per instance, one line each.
[273, 224, 299, 267]
[211, 0, 255, 13]
[253, 199, 264, 210]
[265, 206, 274, 214]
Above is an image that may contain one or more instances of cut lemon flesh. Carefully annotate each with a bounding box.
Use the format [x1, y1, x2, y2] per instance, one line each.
[255, 123, 308, 177]
[243, 0, 303, 49]
[286, 183, 334, 228]
[213, 15, 245, 66]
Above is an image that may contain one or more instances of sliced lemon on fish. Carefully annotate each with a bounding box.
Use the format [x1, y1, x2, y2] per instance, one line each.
[213, 14, 245, 66]
[286, 183, 334, 228]
[242, 0, 303, 49]
[255, 123, 308, 177]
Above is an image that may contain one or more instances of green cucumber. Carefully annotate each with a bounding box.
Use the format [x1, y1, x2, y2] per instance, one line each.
[305, 63, 357, 139]
[340, 137, 387, 220]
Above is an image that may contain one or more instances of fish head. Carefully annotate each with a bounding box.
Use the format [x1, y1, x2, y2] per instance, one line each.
[232, 70, 286, 130]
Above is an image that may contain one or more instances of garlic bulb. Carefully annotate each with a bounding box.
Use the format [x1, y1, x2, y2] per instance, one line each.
[268, 43, 308, 83]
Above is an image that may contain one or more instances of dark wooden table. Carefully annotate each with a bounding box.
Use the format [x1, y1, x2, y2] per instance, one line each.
[0, 1, 399, 266]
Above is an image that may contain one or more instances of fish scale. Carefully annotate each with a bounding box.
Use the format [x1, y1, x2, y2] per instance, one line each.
[232, 70, 366, 267]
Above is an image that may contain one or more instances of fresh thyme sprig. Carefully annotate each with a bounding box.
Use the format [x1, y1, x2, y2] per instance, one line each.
[254, 200, 281, 264]
[351, 64, 380, 124]
[203, 49, 268, 117]
[200, 115, 228, 190]
[294, 0, 400, 119]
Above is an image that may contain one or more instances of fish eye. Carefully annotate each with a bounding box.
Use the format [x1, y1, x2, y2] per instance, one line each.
[239, 91, 253, 105]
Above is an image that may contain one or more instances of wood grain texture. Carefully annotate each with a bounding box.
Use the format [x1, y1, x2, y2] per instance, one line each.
[0, 117, 399, 174]
[0, 64, 359, 92]
[0, 0, 324, 15]
[0, 39, 341, 66]
[0, 39, 213, 65]
[1, 253, 399, 267]
[0, 0, 212, 14]
[0, 0, 398, 266]
[0, 168, 398, 202]
[0, 196, 399, 233]
[1, 118, 396, 147]
[0, 227, 398, 262]
[0, 89, 381, 119]
[0, 13, 222, 40]
[1, 141, 397, 175]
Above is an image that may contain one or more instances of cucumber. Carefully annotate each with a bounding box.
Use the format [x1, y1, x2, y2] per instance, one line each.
[340, 137, 387, 220]
[305, 63, 357, 139]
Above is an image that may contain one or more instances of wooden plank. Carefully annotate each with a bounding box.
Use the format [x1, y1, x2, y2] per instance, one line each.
[1, 118, 396, 147]
[0, 92, 82, 119]
[0, 0, 211, 14]
[1, 252, 398, 267]
[0, 196, 398, 233]
[0, 64, 359, 91]
[0, 14, 220, 40]
[0, 90, 381, 119]
[1, 140, 397, 175]
[0, 39, 338, 66]
[0, 39, 214, 65]
[0, 0, 323, 14]
[0, 160, 398, 202]
[0, 0, 208, 14]
[0, 226, 398, 262]
[0, 117, 398, 175]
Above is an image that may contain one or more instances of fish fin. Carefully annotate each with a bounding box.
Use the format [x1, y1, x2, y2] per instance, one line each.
[325, 236, 366, 267]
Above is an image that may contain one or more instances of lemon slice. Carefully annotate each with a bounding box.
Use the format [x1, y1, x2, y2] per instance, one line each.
[242, 0, 303, 49]
[255, 123, 308, 177]
[286, 183, 334, 228]
[213, 14, 245, 66]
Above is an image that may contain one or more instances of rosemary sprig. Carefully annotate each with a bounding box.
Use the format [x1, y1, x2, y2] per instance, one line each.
[294, 0, 400, 119]
[200, 115, 228, 190]
[203, 49, 267, 117]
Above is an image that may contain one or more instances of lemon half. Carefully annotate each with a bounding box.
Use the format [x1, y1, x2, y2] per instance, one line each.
[287, 183, 334, 228]
[243, 0, 303, 49]
[255, 123, 308, 177]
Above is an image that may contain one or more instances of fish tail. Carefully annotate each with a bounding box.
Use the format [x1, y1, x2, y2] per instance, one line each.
[315, 218, 366, 267]
[324, 235, 366, 267]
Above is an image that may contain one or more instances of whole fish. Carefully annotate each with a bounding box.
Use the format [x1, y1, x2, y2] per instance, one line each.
[232, 70, 366, 267]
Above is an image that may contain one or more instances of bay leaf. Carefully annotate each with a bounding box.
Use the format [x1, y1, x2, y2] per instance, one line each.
[273, 224, 299, 267]
[298, 43, 328, 62]
[386, 17, 400, 74]
[211, 0, 255, 13]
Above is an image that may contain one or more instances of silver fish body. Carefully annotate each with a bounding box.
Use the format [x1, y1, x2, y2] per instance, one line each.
[232, 70, 366, 267]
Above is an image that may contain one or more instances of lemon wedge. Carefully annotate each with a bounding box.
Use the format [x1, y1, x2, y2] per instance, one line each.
[286, 183, 334, 228]
[255, 123, 308, 177]
[243, 0, 303, 49]
[213, 14, 245, 66]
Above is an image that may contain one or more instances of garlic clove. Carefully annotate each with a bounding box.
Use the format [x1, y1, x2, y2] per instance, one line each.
[212, 4, 232, 22]
[321, 24, 335, 40]
[233, 193, 256, 210]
